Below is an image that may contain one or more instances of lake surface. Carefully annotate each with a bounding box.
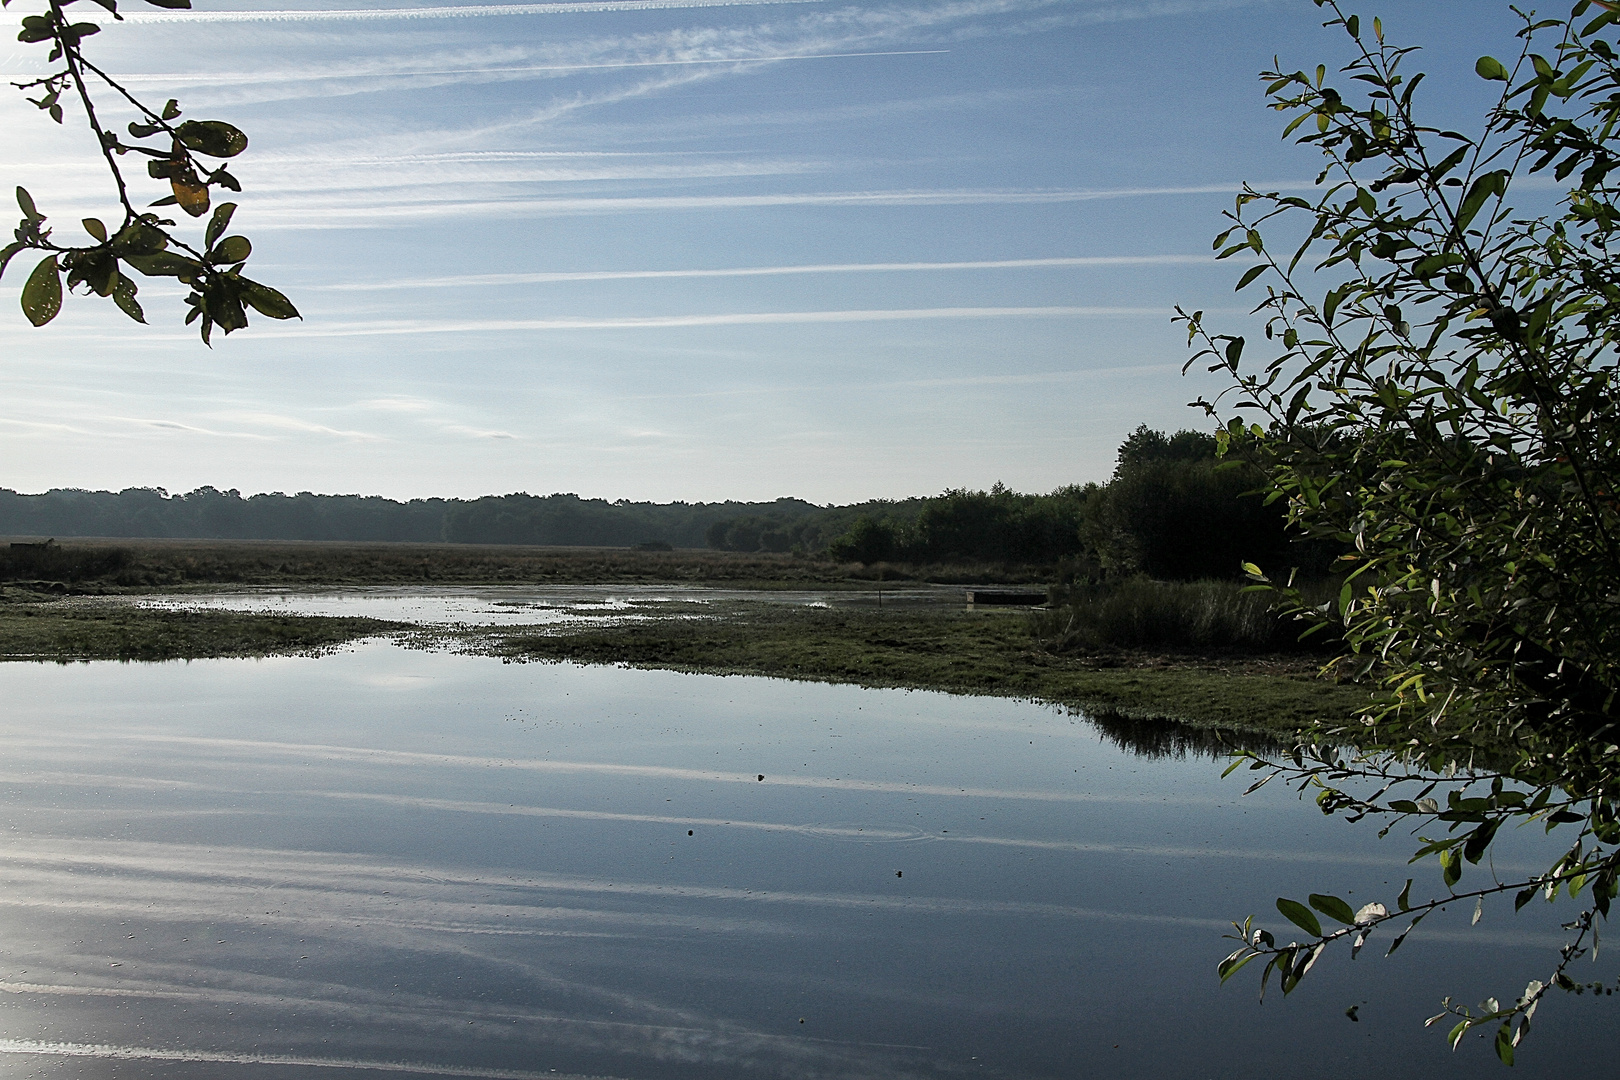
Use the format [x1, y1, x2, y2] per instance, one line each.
[1, 605, 1613, 1078]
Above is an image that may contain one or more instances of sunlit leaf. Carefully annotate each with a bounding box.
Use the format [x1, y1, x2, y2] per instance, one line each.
[1276, 897, 1322, 937]
[1309, 894, 1357, 925]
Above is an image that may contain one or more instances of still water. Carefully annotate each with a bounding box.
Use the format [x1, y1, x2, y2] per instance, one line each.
[1, 611, 1613, 1078]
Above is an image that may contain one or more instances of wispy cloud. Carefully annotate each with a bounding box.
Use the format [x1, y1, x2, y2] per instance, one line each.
[0, 304, 1189, 344]
[242, 185, 1271, 227]
[109, 0, 830, 24]
[205, 411, 388, 441]
[219, 306, 1170, 339]
[107, 49, 947, 92]
[325, 254, 1224, 290]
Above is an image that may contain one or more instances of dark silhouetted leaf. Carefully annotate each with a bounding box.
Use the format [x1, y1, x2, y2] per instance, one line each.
[239, 278, 299, 320]
[206, 202, 236, 250]
[111, 274, 145, 323]
[210, 235, 250, 264]
[175, 120, 247, 158]
[21, 255, 61, 326]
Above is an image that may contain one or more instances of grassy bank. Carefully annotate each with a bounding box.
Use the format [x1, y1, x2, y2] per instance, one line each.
[0, 591, 404, 661]
[0, 541, 1370, 736]
[0, 537, 1060, 590]
[495, 606, 1370, 737]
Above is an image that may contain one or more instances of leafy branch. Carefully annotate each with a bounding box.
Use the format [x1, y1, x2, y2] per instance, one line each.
[1, 0, 298, 343]
[1180, 0, 1620, 1061]
[1217, 744, 1620, 1064]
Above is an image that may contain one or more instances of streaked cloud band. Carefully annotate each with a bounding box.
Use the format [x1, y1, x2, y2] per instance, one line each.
[255, 305, 1168, 338]
[255, 184, 1276, 226]
[108, 0, 827, 24]
[326, 255, 1224, 290]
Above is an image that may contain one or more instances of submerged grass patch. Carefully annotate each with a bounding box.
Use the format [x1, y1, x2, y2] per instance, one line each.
[495, 606, 1371, 737]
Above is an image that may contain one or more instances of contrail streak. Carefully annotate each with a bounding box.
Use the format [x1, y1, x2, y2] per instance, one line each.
[108, 0, 826, 24]
[324, 255, 1220, 290]
[239, 306, 1167, 338]
[109, 50, 950, 87]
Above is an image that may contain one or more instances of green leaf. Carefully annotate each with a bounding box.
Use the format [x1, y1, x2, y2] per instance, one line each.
[1441, 847, 1462, 888]
[1397, 878, 1413, 911]
[1456, 171, 1508, 231]
[1276, 897, 1323, 937]
[1309, 893, 1357, 925]
[0, 240, 28, 278]
[1429, 146, 1469, 181]
[122, 251, 202, 279]
[1475, 55, 1511, 81]
[1462, 819, 1500, 864]
[143, 0, 192, 7]
[1217, 947, 1258, 983]
[160, 99, 181, 121]
[82, 218, 107, 243]
[209, 235, 251, 264]
[239, 278, 300, 320]
[1235, 263, 1268, 290]
[111, 273, 145, 323]
[206, 202, 236, 250]
[1448, 1019, 1469, 1051]
[111, 220, 169, 257]
[1494, 1023, 1515, 1065]
[21, 255, 62, 327]
[175, 120, 248, 158]
[16, 186, 41, 221]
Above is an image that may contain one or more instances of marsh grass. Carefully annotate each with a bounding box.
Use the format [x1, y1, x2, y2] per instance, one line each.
[1033, 577, 1336, 653]
[0, 593, 405, 661]
[497, 605, 1368, 736]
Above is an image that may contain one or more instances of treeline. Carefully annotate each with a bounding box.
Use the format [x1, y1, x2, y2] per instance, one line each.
[1, 425, 1321, 581]
[0, 486, 825, 548]
[712, 426, 1324, 581]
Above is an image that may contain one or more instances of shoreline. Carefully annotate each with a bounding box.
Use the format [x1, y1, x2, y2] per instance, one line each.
[0, 584, 1367, 738]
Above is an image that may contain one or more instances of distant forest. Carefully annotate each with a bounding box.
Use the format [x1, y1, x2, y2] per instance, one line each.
[0, 426, 1326, 578]
[0, 487, 831, 549]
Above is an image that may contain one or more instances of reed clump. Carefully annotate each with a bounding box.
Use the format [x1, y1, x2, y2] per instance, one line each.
[1033, 577, 1334, 654]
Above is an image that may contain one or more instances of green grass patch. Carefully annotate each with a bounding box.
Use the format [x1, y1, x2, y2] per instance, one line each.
[0, 595, 405, 662]
[496, 606, 1371, 737]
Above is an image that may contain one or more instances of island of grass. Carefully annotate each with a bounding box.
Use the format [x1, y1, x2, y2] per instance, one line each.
[0, 538, 1371, 736]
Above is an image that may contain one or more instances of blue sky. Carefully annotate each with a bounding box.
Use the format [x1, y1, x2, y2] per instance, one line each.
[0, 0, 1532, 502]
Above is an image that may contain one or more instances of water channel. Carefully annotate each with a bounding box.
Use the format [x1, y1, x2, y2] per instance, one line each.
[0, 590, 1610, 1078]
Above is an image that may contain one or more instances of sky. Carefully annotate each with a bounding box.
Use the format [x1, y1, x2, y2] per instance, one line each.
[0, 0, 1536, 503]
